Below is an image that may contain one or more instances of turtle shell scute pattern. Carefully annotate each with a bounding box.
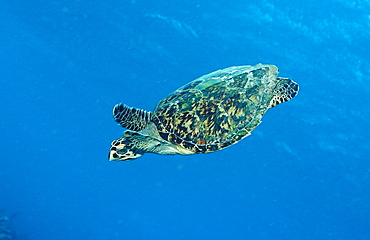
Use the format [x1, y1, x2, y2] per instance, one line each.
[152, 64, 280, 153]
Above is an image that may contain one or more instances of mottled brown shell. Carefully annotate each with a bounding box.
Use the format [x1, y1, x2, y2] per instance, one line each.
[152, 64, 298, 154]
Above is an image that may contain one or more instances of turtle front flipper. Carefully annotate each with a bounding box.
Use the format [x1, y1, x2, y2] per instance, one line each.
[113, 103, 153, 131]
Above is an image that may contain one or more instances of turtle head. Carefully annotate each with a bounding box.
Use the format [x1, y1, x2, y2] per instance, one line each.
[108, 137, 145, 161]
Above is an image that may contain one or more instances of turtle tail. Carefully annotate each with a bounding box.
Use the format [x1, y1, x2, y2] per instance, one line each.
[269, 77, 299, 108]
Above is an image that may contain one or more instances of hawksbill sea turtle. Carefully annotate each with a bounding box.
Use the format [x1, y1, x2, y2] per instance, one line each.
[109, 64, 299, 161]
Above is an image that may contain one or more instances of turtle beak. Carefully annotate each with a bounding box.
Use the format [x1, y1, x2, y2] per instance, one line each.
[108, 137, 126, 161]
[108, 150, 122, 161]
[109, 149, 134, 161]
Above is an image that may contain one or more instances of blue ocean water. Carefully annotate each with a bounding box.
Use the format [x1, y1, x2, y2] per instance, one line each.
[0, 0, 369, 239]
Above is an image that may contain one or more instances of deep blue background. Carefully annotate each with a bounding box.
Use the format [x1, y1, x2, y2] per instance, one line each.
[1, 1, 369, 239]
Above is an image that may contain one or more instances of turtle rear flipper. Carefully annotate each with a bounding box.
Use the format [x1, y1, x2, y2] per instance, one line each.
[269, 77, 299, 108]
[113, 103, 152, 131]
